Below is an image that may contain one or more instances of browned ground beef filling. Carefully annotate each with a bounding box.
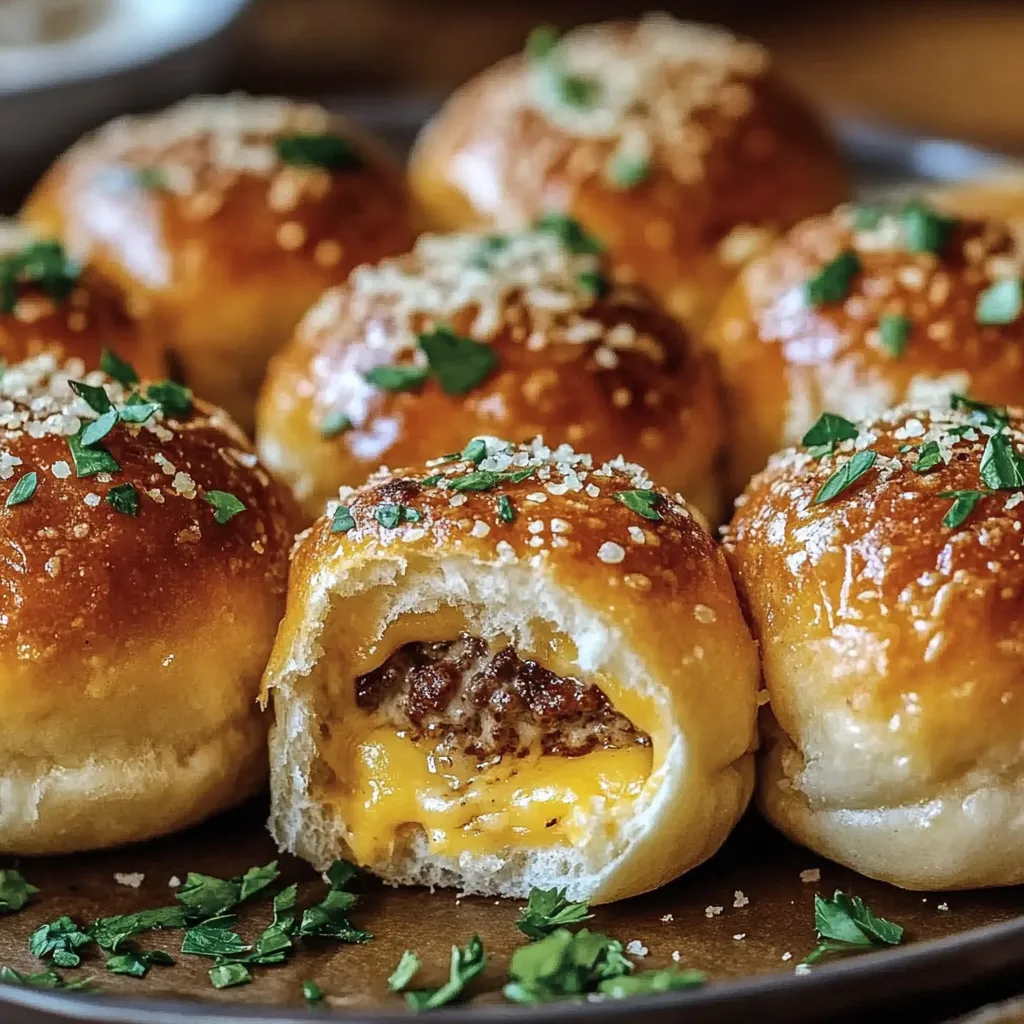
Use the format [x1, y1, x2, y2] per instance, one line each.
[355, 633, 649, 760]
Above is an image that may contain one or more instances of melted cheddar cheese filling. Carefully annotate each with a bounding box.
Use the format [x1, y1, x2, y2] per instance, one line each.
[324, 726, 652, 863]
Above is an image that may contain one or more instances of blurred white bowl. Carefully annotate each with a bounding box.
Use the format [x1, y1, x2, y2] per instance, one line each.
[0, 0, 250, 208]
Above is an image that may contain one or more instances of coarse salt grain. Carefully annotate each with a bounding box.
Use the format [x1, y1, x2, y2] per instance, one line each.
[671, 951, 682, 962]
[114, 872, 145, 888]
[781, 952, 792, 962]
[660, 914, 674, 923]
[795, 964, 812, 976]
[705, 906, 723, 919]
[628, 525, 646, 543]
[625, 940, 647, 957]
[799, 868, 820, 884]
[84, 493, 101, 507]
[598, 541, 625, 564]
[733, 934, 746, 941]
[168, 876, 181, 888]
[51, 461, 71, 479]
[733, 890, 749, 908]
[470, 520, 490, 538]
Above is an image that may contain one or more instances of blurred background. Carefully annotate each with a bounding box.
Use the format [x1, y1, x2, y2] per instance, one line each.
[3, 0, 1024, 210]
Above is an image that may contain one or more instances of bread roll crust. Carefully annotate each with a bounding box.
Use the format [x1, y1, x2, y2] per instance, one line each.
[707, 204, 1024, 492]
[724, 402, 1024, 888]
[409, 15, 845, 329]
[21, 95, 417, 428]
[0, 221, 164, 377]
[264, 438, 759, 902]
[0, 353, 298, 853]
[257, 228, 723, 522]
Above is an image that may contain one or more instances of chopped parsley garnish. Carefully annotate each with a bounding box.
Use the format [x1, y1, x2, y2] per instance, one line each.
[319, 410, 352, 439]
[812, 450, 877, 505]
[976, 278, 1023, 326]
[388, 950, 422, 993]
[134, 166, 168, 191]
[106, 949, 174, 979]
[0, 870, 38, 912]
[118, 395, 161, 424]
[91, 905, 186, 952]
[498, 494, 515, 523]
[612, 488, 663, 521]
[576, 269, 609, 299]
[419, 326, 498, 396]
[69, 379, 112, 415]
[878, 313, 911, 357]
[504, 928, 631, 1004]
[106, 483, 140, 516]
[805, 250, 861, 308]
[29, 916, 93, 968]
[598, 968, 707, 998]
[298, 889, 372, 943]
[939, 489, 988, 529]
[5, 471, 37, 508]
[534, 214, 604, 255]
[209, 962, 252, 989]
[910, 440, 942, 474]
[950, 393, 1009, 428]
[100, 348, 139, 386]
[331, 505, 356, 533]
[525, 24, 560, 61]
[980, 431, 1024, 491]
[803, 891, 904, 965]
[0, 240, 80, 314]
[802, 412, 860, 459]
[145, 381, 192, 418]
[0, 965, 94, 991]
[303, 979, 325, 1006]
[461, 438, 488, 464]
[468, 234, 510, 270]
[181, 925, 252, 959]
[363, 364, 430, 392]
[401, 936, 486, 1012]
[606, 152, 649, 189]
[81, 408, 119, 447]
[449, 467, 535, 492]
[375, 503, 420, 528]
[66, 429, 120, 477]
[516, 887, 592, 940]
[901, 201, 955, 255]
[851, 204, 885, 231]
[204, 490, 246, 525]
[175, 861, 279, 922]
[275, 133, 363, 172]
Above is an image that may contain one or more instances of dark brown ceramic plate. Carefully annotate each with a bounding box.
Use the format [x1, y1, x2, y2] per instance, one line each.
[2, 119, 1023, 1024]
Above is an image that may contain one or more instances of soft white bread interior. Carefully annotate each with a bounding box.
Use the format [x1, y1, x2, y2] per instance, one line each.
[263, 437, 760, 903]
[724, 400, 1024, 889]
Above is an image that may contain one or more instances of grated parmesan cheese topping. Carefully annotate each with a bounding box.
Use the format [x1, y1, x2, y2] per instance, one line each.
[522, 15, 767, 185]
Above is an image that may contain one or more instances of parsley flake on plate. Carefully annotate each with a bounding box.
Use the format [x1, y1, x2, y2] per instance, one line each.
[174, 861, 279, 922]
[418, 326, 497, 396]
[878, 314, 911, 357]
[504, 928, 631, 1004]
[180, 925, 252, 959]
[363, 364, 430, 392]
[534, 214, 604, 255]
[910, 440, 942, 475]
[597, 967, 707, 998]
[0, 965, 94, 991]
[980, 431, 1024, 491]
[612, 488, 663, 521]
[0, 869, 38, 912]
[5, 471, 37, 508]
[803, 891, 903, 965]
[388, 950, 422, 993]
[298, 889, 371, 943]
[275, 133, 363, 172]
[516, 887, 592, 940]
[401, 935, 486, 1012]
[812, 450, 877, 505]
[303, 979, 325, 1006]
[209, 961, 252, 990]
[29, 916, 93, 968]
[204, 490, 246, 525]
[145, 381, 192, 418]
[105, 948, 174, 979]
[91, 905, 186, 953]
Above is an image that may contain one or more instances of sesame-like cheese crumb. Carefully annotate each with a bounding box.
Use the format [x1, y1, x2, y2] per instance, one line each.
[598, 540, 626, 564]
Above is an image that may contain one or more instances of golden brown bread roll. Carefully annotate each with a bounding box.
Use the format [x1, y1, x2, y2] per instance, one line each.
[931, 172, 1024, 222]
[0, 219, 165, 377]
[0, 352, 297, 854]
[256, 222, 725, 523]
[409, 15, 846, 331]
[706, 202, 1024, 495]
[21, 95, 417, 431]
[262, 437, 759, 902]
[723, 398, 1024, 889]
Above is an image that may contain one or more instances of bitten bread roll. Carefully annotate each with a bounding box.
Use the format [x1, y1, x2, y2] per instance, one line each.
[706, 201, 1024, 495]
[263, 437, 759, 902]
[724, 398, 1024, 889]
[409, 15, 845, 331]
[256, 221, 724, 523]
[0, 220, 164, 376]
[21, 95, 417, 430]
[0, 352, 297, 854]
